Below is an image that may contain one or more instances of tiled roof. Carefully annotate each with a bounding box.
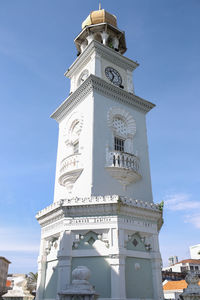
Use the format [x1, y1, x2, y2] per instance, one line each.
[163, 280, 200, 291]
[176, 259, 200, 265]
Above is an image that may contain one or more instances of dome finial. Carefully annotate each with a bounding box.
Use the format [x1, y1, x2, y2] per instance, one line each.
[99, 2, 101, 10]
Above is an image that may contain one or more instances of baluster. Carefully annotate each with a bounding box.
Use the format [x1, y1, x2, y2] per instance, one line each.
[113, 154, 116, 166]
[132, 159, 134, 169]
[122, 155, 124, 167]
[136, 160, 139, 172]
[126, 157, 128, 168]
[118, 155, 120, 166]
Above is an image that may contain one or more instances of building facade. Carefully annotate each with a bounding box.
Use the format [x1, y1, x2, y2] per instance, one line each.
[168, 256, 178, 266]
[0, 257, 11, 297]
[163, 259, 200, 274]
[190, 244, 200, 260]
[36, 7, 164, 300]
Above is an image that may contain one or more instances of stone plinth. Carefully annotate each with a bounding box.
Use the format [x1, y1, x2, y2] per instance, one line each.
[59, 266, 98, 300]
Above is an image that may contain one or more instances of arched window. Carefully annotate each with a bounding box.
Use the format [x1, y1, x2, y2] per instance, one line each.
[93, 33, 103, 44]
[107, 107, 136, 154]
[113, 117, 127, 136]
[112, 117, 127, 152]
[70, 120, 80, 154]
[63, 112, 84, 157]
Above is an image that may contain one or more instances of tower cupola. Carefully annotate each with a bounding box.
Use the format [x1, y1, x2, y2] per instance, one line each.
[74, 7, 127, 55]
[82, 9, 117, 29]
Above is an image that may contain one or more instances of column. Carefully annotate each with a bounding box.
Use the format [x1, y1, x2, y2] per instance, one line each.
[80, 40, 88, 53]
[100, 31, 109, 45]
[113, 37, 119, 50]
[86, 34, 94, 45]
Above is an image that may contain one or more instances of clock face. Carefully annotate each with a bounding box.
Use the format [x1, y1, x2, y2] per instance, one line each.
[105, 67, 122, 86]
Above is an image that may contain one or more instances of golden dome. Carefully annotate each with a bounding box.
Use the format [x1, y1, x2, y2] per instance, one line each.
[82, 9, 117, 29]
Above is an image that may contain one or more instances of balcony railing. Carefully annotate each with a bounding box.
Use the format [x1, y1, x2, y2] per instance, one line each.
[106, 151, 139, 172]
[58, 154, 83, 189]
[105, 151, 141, 186]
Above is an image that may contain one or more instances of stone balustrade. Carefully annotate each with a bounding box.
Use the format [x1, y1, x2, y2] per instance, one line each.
[106, 151, 140, 173]
[60, 154, 82, 176]
[58, 154, 83, 188]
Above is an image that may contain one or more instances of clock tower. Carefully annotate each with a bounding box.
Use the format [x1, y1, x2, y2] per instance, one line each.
[36, 7, 164, 300]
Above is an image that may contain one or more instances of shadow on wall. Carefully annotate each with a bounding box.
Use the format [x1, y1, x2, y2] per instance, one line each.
[41, 230, 154, 299]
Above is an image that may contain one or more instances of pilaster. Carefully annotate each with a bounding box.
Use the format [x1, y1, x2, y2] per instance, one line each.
[108, 254, 126, 299]
[56, 231, 72, 296]
[151, 254, 164, 300]
[36, 239, 47, 300]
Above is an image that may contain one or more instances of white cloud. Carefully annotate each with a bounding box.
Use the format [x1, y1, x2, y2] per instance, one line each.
[184, 213, 200, 229]
[164, 193, 200, 211]
[0, 226, 40, 252]
[0, 244, 39, 252]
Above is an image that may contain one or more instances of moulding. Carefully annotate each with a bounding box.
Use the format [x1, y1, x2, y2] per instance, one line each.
[63, 111, 84, 142]
[107, 106, 136, 137]
[51, 78, 93, 122]
[65, 40, 138, 78]
[51, 75, 155, 123]
[36, 195, 162, 229]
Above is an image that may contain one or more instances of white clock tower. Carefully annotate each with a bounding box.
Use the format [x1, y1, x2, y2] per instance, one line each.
[36, 8, 164, 300]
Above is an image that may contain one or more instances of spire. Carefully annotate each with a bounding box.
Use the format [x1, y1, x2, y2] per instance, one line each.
[99, 2, 101, 10]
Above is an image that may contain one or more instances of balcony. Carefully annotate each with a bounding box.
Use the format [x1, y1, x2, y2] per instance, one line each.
[105, 151, 141, 186]
[58, 154, 83, 190]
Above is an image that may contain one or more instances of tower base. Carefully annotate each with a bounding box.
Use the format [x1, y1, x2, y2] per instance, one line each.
[36, 195, 164, 300]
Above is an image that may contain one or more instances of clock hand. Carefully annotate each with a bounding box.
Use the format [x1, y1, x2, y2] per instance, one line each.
[110, 71, 114, 82]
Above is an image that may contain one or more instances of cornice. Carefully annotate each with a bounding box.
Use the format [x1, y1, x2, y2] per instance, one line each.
[91, 75, 155, 113]
[65, 40, 138, 78]
[50, 77, 93, 122]
[51, 75, 155, 122]
[36, 195, 162, 228]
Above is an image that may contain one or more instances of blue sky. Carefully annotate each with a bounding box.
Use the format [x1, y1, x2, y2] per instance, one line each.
[0, 0, 200, 274]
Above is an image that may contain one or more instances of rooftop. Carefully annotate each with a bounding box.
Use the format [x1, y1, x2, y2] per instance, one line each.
[163, 280, 200, 291]
[0, 256, 11, 264]
[175, 259, 200, 265]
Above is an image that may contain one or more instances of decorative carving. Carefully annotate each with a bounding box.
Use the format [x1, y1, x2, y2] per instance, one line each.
[78, 69, 89, 87]
[51, 74, 155, 122]
[105, 150, 141, 186]
[107, 107, 136, 138]
[63, 111, 84, 145]
[58, 154, 83, 190]
[45, 237, 59, 255]
[66, 40, 137, 78]
[3, 275, 34, 300]
[126, 233, 148, 252]
[59, 266, 98, 300]
[72, 231, 109, 250]
[134, 263, 140, 271]
[180, 272, 200, 300]
[36, 195, 160, 219]
[106, 107, 140, 186]
[59, 112, 84, 190]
